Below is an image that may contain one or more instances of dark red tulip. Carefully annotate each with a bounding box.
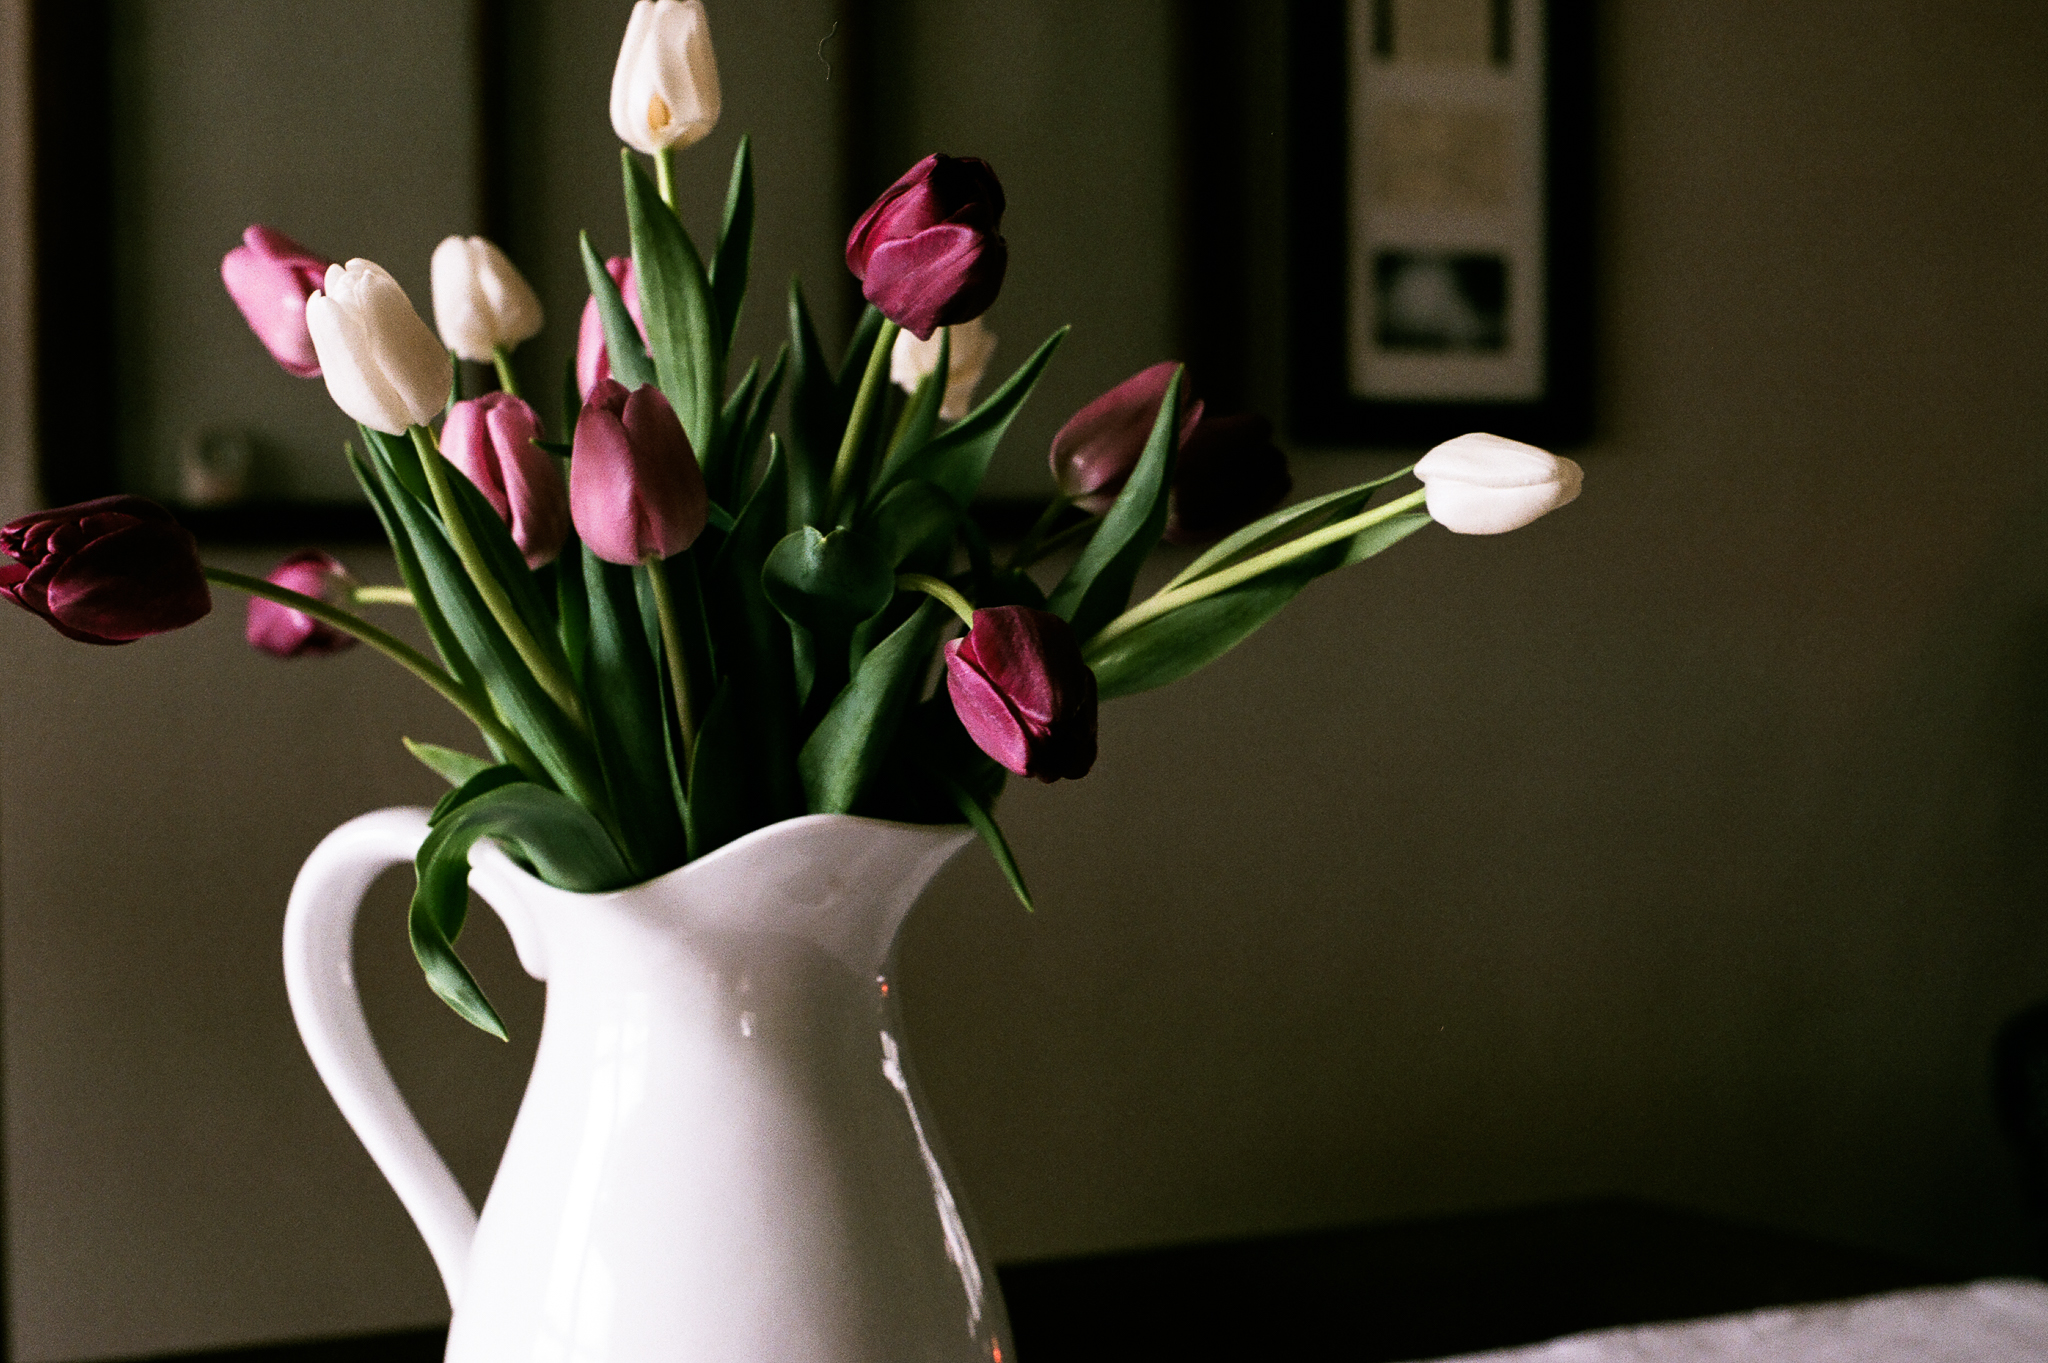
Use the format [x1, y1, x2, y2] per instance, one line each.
[0, 497, 211, 645]
[1049, 362, 1204, 515]
[571, 378, 707, 566]
[576, 255, 647, 399]
[1165, 413, 1292, 545]
[944, 606, 1097, 782]
[845, 154, 1007, 340]
[246, 550, 357, 659]
[220, 225, 332, 378]
[442, 393, 569, 569]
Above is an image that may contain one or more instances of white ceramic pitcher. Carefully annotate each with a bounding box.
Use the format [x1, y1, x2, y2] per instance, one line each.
[283, 806, 1013, 1363]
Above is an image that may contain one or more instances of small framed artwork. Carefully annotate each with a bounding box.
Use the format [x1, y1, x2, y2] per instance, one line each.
[1289, 0, 1593, 447]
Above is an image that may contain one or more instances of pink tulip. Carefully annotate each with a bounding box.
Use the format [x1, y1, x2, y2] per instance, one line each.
[0, 497, 211, 645]
[944, 606, 1097, 782]
[1049, 362, 1204, 515]
[845, 154, 1008, 340]
[220, 225, 333, 378]
[441, 394, 568, 570]
[571, 379, 707, 565]
[246, 550, 357, 659]
[576, 255, 647, 399]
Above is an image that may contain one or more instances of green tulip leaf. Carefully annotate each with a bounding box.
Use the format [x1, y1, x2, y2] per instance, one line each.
[799, 599, 947, 813]
[881, 327, 1068, 511]
[763, 525, 896, 639]
[348, 442, 481, 697]
[412, 772, 635, 1039]
[881, 328, 948, 478]
[934, 765, 1031, 911]
[785, 280, 840, 528]
[1166, 466, 1417, 590]
[1087, 508, 1431, 699]
[864, 478, 963, 568]
[706, 358, 761, 508]
[578, 230, 657, 392]
[709, 133, 754, 353]
[581, 546, 686, 878]
[1047, 365, 1183, 641]
[684, 682, 748, 858]
[705, 436, 803, 825]
[402, 738, 495, 789]
[623, 151, 721, 457]
[837, 305, 887, 396]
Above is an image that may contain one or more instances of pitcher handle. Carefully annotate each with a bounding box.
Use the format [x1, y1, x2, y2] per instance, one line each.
[282, 806, 476, 1309]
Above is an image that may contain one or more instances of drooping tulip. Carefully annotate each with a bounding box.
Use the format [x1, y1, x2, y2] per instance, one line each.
[220, 225, 333, 378]
[576, 255, 647, 399]
[944, 606, 1098, 782]
[610, 0, 722, 154]
[0, 497, 211, 645]
[571, 379, 707, 565]
[1165, 413, 1292, 546]
[1413, 433, 1583, 534]
[442, 394, 569, 569]
[1050, 362, 1204, 515]
[890, 317, 998, 422]
[430, 236, 544, 363]
[305, 260, 453, 435]
[246, 550, 358, 659]
[846, 153, 1008, 340]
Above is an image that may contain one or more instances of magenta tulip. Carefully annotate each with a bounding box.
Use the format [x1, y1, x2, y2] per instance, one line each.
[571, 379, 707, 565]
[1165, 413, 1292, 546]
[845, 154, 1008, 340]
[0, 497, 211, 645]
[246, 550, 357, 659]
[576, 255, 647, 399]
[1049, 362, 1205, 515]
[944, 606, 1097, 782]
[220, 225, 333, 378]
[441, 393, 569, 569]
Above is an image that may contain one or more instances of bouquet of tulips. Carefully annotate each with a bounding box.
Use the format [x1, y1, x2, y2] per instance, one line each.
[0, 1, 1582, 1038]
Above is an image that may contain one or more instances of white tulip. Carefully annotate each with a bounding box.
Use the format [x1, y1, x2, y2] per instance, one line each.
[610, 0, 722, 154]
[891, 318, 998, 422]
[1414, 432, 1583, 534]
[430, 235, 544, 363]
[306, 260, 454, 435]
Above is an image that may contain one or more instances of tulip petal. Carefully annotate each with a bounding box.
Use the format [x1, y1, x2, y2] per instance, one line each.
[43, 521, 212, 642]
[944, 639, 1036, 776]
[863, 226, 1007, 340]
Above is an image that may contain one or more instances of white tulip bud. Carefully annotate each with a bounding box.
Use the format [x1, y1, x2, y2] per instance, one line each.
[430, 236, 544, 363]
[891, 317, 998, 422]
[610, 0, 722, 154]
[1414, 432, 1583, 534]
[306, 260, 454, 435]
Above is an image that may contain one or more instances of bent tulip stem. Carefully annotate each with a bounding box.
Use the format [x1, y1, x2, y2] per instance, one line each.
[491, 345, 521, 399]
[643, 554, 697, 774]
[897, 572, 975, 629]
[1086, 487, 1431, 655]
[351, 585, 416, 607]
[655, 147, 678, 210]
[409, 424, 588, 732]
[203, 566, 544, 780]
[827, 318, 902, 521]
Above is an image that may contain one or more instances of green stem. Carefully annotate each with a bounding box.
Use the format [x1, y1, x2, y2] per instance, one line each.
[409, 425, 588, 731]
[642, 555, 697, 774]
[655, 147, 677, 210]
[351, 585, 415, 607]
[204, 566, 543, 779]
[827, 318, 902, 520]
[491, 345, 521, 398]
[1085, 487, 1431, 654]
[897, 572, 976, 628]
[1005, 496, 1070, 572]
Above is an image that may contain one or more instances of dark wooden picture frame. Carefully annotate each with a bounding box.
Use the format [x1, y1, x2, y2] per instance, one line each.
[1288, 0, 1594, 448]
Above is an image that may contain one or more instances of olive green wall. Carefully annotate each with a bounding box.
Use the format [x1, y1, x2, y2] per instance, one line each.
[6, 1, 2048, 1359]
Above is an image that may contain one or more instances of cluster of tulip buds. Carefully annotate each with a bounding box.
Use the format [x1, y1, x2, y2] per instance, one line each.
[0, 0, 1583, 940]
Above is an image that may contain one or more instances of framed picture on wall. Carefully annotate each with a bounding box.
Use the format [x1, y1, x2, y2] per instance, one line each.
[1288, 0, 1593, 448]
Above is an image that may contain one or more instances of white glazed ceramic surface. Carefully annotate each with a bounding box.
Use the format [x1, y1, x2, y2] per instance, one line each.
[283, 808, 1007, 1363]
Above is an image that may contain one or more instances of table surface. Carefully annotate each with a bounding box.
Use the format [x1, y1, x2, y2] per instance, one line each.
[112, 1197, 1979, 1363]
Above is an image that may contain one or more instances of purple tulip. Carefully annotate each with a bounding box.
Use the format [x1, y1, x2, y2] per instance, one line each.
[845, 154, 1008, 340]
[576, 255, 647, 399]
[441, 393, 569, 570]
[246, 550, 357, 659]
[0, 497, 211, 645]
[220, 225, 333, 378]
[571, 379, 707, 565]
[944, 606, 1097, 782]
[1049, 362, 1206, 515]
[1165, 413, 1292, 546]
